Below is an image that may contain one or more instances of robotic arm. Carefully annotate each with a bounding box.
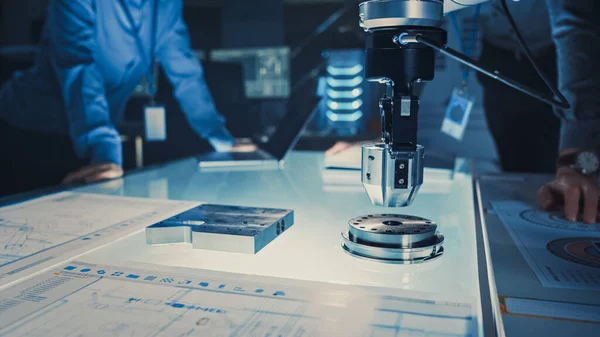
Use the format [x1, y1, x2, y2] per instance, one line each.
[358, 0, 569, 208]
[360, 0, 489, 208]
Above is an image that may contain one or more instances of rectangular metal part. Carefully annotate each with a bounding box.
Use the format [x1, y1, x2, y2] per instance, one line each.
[146, 204, 294, 254]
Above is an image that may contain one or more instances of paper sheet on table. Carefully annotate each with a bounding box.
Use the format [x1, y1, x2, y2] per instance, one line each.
[0, 192, 198, 289]
[491, 201, 600, 291]
[0, 260, 482, 337]
[500, 296, 600, 323]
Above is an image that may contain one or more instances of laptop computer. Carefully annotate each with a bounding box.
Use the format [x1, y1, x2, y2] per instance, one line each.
[197, 97, 319, 169]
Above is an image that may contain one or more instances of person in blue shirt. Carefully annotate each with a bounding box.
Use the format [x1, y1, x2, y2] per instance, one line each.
[0, 0, 236, 196]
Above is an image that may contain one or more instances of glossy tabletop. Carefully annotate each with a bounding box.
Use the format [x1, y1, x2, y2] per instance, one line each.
[78, 152, 479, 292]
[75, 151, 487, 333]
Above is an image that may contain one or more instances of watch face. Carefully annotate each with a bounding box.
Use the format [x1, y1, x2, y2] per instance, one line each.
[576, 151, 600, 175]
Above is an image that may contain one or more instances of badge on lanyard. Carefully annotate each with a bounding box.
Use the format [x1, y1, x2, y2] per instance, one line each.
[442, 7, 480, 141]
[442, 86, 475, 141]
[145, 104, 167, 141]
[118, 0, 166, 141]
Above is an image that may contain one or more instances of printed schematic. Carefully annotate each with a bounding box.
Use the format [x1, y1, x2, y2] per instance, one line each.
[0, 192, 198, 288]
[0, 261, 481, 337]
[492, 201, 600, 290]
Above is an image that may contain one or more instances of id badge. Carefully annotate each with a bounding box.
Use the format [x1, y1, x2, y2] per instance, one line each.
[144, 105, 167, 142]
[441, 87, 475, 141]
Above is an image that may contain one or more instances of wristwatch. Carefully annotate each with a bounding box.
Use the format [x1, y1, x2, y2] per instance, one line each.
[557, 150, 600, 176]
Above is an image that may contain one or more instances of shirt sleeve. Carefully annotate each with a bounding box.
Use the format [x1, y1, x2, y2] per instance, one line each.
[545, 0, 600, 151]
[156, 0, 234, 147]
[46, 0, 122, 165]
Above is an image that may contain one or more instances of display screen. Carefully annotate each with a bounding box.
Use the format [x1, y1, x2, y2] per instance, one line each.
[210, 47, 290, 99]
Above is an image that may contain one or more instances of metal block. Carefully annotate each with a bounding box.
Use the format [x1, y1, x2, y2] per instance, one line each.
[146, 204, 294, 254]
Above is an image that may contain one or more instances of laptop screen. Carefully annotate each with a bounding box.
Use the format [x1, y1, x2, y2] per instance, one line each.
[259, 93, 320, 161]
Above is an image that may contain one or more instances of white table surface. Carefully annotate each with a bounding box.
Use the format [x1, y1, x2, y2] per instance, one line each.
[77, 151, 482, 300]
[9, 149, 596, 336]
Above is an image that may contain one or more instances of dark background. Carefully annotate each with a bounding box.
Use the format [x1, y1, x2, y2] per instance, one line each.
[0, 0, 498, 170]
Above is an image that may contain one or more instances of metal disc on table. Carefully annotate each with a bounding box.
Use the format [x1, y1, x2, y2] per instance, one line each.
[341, 214, 444, 264]
[348, 214, 437, 246]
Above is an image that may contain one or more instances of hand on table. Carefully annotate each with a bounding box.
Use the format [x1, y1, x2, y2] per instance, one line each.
[325, 141, 356, 157]
[325, 140, 380, 157]
[62, 163, 123, 185]
[537, 166, 599, 224]
[208, 129, 256, 153]
[229, 139, 257, 153]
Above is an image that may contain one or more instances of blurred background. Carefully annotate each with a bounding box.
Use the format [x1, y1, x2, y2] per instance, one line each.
[0, 0, 497, 171]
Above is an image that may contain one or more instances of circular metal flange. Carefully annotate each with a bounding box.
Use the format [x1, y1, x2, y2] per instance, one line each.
[341, 214, 444, 264]
[349, 214, 436, 246]
[359, 0, 444, 31]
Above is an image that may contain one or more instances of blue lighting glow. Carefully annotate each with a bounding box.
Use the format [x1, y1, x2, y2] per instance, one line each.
[327, 88, 363, 99]
[326, 110, 364, 122]
[326, 76, 364, 88]
[327, 99, 363, 111]
[326, 64, 364, 76]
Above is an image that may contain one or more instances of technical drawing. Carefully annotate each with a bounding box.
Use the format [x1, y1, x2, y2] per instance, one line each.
[493, 201, 600, 290]
[520, 209, 600, 232]
[0, 192, 198, 288]
[0, 261, 480, 337]
[547, 237, 600, 268]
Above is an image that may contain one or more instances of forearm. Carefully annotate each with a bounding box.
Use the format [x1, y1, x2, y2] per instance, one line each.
[560, 121, 600, 152]
[61, 64, 121, 165]
[48, 0, 122, 165]
[71, 124, 122, 165]
[545, 0, 600, 151]
[157, 1, 232, 145]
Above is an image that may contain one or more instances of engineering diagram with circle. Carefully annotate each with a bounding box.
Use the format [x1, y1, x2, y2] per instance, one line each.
[519, 210, 600, 232]
[546, 237, 600, 269]
[493, 200, 600, 290]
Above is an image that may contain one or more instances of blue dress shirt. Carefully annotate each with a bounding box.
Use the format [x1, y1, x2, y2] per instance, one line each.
[0, 0, 234, 166]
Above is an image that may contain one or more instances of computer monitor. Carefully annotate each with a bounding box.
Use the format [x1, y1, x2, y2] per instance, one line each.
[209, 46, 290, 99]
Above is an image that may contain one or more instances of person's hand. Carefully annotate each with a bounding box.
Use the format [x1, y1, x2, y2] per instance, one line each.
[208, 127, 235, 152]
[325, 140, 378, 157]
[62, 163, 123, 185]
[537, 166, 599, 224]
[325, 142, 354, 157]
[229, 139, 257, 153]
[230, 143, 257, 153]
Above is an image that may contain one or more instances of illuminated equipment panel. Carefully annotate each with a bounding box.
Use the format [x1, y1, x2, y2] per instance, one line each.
[210, 47, 291, 99]
[321, 49, 366, 135]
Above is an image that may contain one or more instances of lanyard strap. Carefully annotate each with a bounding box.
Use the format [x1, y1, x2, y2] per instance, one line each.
[450, 5, 481, 83]
[117, 0, 159, 99]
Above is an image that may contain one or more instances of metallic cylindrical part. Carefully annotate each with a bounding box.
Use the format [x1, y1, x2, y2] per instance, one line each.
[364, 28, 446, 92]
[348, 214, 437, 245]
[361, 143, 424, 207]
[341, 214, 444, 264]
[359, 0, 444, 31]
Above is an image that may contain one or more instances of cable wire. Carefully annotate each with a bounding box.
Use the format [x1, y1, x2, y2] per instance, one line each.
[290, 2, 355, 60]
[499, 0, 569, 111]
[415, 35, 570, 109]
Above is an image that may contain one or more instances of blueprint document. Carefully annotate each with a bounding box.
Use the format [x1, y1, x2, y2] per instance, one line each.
[492, 201, 600, 291]
[0, 260, 481, 337]
[0, 192, 198, 288]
